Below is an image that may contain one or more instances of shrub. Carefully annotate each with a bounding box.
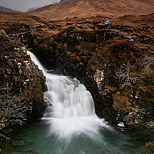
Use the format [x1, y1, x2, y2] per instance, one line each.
[115, 60, 137, 89]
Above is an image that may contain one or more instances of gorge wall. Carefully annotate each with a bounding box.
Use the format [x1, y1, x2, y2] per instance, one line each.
[0, 30, 46, 140]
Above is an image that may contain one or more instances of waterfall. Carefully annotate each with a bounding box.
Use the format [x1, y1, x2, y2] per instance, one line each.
[27, 51, 109, 141]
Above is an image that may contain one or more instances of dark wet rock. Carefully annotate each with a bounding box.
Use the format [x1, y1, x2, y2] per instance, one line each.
[23, 148, 41, 154]
[0, 31, 46, 133]
[0, 133, 10, 141]
[123, 106, 152, 127]
[12, 140, 25, 147]
[146, 121, 154, 129]
[3, 145, 17, 154]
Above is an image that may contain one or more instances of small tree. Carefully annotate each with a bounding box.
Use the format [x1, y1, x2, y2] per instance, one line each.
[115, 60, 137, 89]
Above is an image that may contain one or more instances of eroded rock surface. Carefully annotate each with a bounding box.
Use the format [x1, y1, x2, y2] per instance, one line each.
[0, 32, 46, 138]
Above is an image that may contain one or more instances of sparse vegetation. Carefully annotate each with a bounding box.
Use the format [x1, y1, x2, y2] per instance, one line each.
[115, 60, 137, 89]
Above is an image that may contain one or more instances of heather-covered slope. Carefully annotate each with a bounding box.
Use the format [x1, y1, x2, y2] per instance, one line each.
[29, 0, 154, 20]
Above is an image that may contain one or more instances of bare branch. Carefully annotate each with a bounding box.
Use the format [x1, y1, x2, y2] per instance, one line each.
[115, 60, 137, 89]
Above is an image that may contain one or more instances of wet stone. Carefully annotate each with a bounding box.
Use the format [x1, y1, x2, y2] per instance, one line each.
[12, 140, 25, 147]
[23, 148, 41, 154]
[7, 61, 15, 69]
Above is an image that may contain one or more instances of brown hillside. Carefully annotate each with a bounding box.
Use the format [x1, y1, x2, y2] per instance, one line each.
[29, 0, 154, 20]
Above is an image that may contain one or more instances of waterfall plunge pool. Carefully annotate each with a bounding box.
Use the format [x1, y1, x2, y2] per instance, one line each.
[1, 51, 153, 154]
[1, 119, 153, 154]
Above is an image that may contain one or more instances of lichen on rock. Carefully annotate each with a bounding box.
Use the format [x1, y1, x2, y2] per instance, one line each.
[0, 32, 46, 136]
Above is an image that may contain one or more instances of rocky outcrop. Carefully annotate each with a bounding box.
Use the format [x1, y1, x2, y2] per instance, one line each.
[0, 12, 154, 128]
[94, 71, 153, 126]
[93, 69, 104, 94]
[0, 31, 46, 137]
[27, 19, 154, 127]
[123, 106, 151, 127]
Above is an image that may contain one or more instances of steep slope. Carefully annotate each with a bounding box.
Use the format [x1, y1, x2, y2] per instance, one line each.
[29, 0, 154, 20]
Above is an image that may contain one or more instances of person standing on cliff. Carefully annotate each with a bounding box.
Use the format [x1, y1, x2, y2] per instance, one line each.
[104, 18, 109, 29]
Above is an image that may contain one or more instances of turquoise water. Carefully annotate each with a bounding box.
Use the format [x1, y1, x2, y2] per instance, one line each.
[1, 119, 153, 154]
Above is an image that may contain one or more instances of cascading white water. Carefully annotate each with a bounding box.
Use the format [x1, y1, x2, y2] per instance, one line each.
[27, 51, 110, 141]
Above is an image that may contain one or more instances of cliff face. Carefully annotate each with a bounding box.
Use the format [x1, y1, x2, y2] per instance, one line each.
[0, 30, 46, 136]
